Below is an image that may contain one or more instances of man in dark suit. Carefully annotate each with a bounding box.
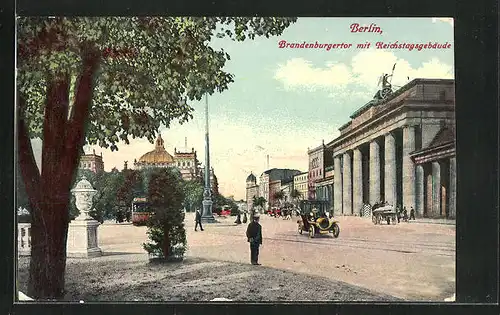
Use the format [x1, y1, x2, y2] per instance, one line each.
[195, 209, 204, 231]
[246, 213, 262, 265]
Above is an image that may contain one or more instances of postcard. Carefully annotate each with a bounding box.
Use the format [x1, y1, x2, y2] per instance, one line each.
[16, 16, 455, 303]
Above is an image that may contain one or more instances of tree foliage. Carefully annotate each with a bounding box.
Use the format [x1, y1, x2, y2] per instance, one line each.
[68, 168, 127, 222]
[253, 196, 266, 209]
[16, 16, 296, 299]
[18, 17, 297, 150]
[252, 196, 267, 218]
[290, 188, 302, 206]
[273, 190, 285, 206]
[182, 179, 204, 212]
[143, 168, 186, 260]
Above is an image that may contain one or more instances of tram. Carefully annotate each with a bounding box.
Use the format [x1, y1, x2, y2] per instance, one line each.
[131, 197, 152, 226]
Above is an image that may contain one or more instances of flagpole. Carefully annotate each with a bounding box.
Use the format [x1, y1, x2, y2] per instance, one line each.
[389, 63, 396, 85]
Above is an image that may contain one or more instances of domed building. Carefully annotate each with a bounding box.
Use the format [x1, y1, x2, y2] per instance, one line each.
[245, 172, 259, 211]
[133, 134, 201, 181]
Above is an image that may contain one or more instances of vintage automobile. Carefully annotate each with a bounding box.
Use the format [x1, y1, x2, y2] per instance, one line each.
[296, 200, 340, 238]
[218, 205, 231, 217]
[371, 203, 397, 225]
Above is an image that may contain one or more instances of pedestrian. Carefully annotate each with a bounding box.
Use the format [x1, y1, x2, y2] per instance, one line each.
[234, 212, 242, 225]
[194, 209, 204, 231]
[242, 212, 248, 224]
[402, 206, 408, 222]
[246, 213, 263, 265]
[410, 207, 415, 220]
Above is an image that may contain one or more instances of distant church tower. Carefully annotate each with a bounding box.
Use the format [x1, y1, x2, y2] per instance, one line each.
[245, 172, 259, 212]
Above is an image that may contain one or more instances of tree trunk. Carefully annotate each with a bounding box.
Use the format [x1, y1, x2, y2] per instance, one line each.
[18, 48, 101, 299]
[163, 223, 170, 258]
[22, 73, 72, 299]
[27, 197, 70, 299]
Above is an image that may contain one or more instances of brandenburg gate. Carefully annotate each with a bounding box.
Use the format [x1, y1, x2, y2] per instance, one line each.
[328, 79, 456, 219]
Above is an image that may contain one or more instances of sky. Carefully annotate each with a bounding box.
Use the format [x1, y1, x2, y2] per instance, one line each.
[30, 17, 455, 200]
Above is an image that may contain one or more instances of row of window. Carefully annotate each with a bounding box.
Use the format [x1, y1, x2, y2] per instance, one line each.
[309, 169, 322, 178]
[294, 183, 307, 191]
[310, 157, 320, 169]
[177, 160, 193, 168]
[294, 175, 308, 182]
[80, 162, 94, 168]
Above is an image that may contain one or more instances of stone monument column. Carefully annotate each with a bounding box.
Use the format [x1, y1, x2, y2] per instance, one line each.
[449, 157, 456, 218]
[67, 176, 102, 258]
[342, 152, 352, 215]
[402, 126, 416, 210]
[333, 155, 342, 216]
[369, 140, 380, 205]
[431, 161, 441, 217]
[415, 164, 425, 217]
[352, 148, 363, 215]
[384, 132, 397, 206]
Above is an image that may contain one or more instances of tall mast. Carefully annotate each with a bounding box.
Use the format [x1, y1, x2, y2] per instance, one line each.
[202, 93, 215, 222]
[204, 94, 211, 191]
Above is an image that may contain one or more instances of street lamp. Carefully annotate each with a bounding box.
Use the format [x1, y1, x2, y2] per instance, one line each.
[201, 93, 216, 222]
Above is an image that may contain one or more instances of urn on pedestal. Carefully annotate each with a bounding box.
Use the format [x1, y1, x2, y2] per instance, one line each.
[67, 176, 103, 258]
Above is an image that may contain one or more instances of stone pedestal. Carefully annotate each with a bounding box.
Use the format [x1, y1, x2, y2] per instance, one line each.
[352, 148, 363, 215]
[402, 126, 416, 210]
[333, 156, 342, 216]
[201, 199, 216, 223]
[384, 132, 397, 206]
[369, 140, 381, 205]
[342, 152, 352, 215]
[68, 176, 102, 258]
[67, 220, 102, 258]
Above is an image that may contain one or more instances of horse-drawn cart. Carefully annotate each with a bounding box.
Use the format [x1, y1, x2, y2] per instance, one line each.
[371, 205, 397, 225]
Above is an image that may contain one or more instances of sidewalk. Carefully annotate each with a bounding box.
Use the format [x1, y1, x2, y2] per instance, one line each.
[411, 218, 455, 225]
[358, 215, 455, 225]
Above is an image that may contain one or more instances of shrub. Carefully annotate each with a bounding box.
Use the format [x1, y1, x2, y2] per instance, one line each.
[142, 168, 187, 261]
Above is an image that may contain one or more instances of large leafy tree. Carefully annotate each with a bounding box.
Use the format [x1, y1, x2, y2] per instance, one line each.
[17, 16, 296, 299]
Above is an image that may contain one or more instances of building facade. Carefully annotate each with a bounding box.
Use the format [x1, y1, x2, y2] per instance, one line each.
[315, 165, 334, 211]
[328, 78, 455, 218]
[280, 178, 294, 204]
[307, 141, 334, 200]
[260, 168, 302, 210]
[293, 172, 308, 201]
[133, 134, 205, 182]
[411, 125, 456, 218]
[173, 147, 201, 181]
[79, 149, 104, 173]
[245, 172, 259, 211]
[269, 180, 282, 207]
[259, 173, 270, 210]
